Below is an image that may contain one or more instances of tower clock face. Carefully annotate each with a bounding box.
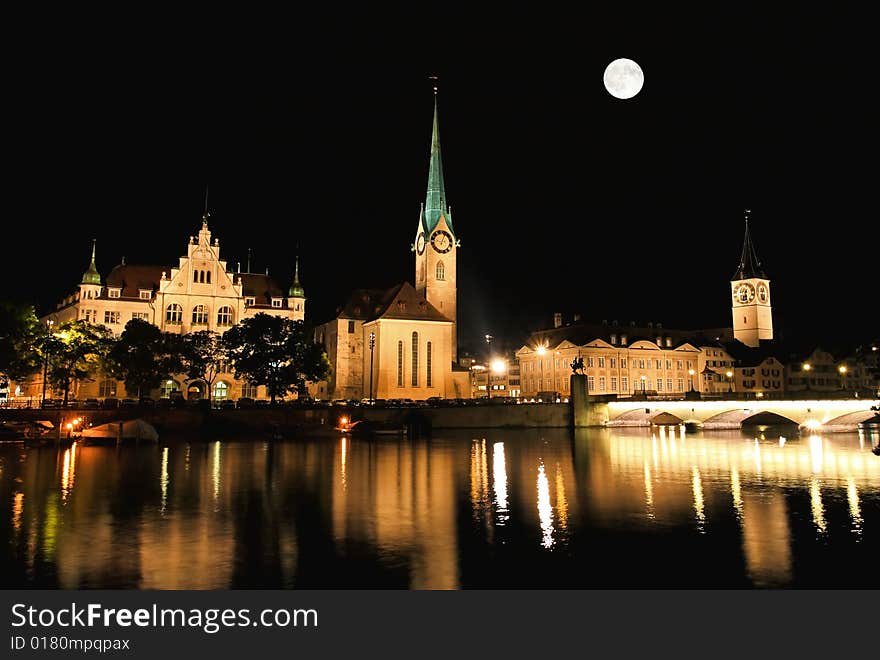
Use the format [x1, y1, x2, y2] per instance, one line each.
[416, 232, 426, 255]
[757, 283, 768, 303]
[430, 229, 453, 254]
[734, 283, 756, 304]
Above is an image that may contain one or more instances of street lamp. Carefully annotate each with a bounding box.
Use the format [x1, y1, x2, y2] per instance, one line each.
[40, 319, 55, 408]
[368, 331, 375, 405]
[688, 368, 695, 392]
[485, 334, 493, 399]
[838, 365, 847, 394]
[726, 370, 734, 394]
[803, 362, 812, 392]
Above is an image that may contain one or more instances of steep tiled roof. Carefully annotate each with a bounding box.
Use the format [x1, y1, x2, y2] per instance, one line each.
[239, 273, 285, 306]
[104, 265, 165, 298]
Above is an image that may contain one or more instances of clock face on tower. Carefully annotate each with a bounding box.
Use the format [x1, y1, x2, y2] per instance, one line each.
[734, 283, 756, 304]
[757, 283, 768, 303]
[430, 229, 453, 254]
[416, 232, 426, 255]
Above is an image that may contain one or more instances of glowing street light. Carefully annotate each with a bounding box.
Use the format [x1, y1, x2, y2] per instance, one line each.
[726, 370, 734, 393]
[491, 359, 506, 374]
[803, 362, 812, 392]
[688, 368, 695, 392]
[485, 334, 494, 399]
[838, 365, 848, 393]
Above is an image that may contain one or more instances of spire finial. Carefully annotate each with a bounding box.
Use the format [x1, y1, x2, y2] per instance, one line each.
[429, 74, 438, 96]
[247, 248, 252, 273]
[201, 185, 210, 228]
[81, 239, 102, 285]
[734, 208, 765, 279]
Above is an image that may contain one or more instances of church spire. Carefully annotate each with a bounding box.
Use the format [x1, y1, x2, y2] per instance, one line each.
[288, 255, 305, 298]
[733, 209, 765, 279]
[423, 87, 453, 237]
[81, 239, 101, 285]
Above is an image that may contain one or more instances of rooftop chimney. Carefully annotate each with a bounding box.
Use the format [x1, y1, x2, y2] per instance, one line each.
[553, 312, 562, 328]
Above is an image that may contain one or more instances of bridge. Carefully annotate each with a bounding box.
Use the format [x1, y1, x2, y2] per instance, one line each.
[600, 397, 880, 433]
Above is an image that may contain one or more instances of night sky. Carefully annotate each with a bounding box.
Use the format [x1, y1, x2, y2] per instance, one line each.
[5, 7, 874, 354]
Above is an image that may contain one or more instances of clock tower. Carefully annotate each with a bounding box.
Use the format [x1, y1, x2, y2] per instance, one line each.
[731, 211, 773, 347]
[414, 91, 458, 361]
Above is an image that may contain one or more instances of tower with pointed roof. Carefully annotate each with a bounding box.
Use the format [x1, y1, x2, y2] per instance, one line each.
[731, 211, 773, 347]
[287, 256, 306, 320]
[79, 239, 102, 301]
[414, 89, 458, 361]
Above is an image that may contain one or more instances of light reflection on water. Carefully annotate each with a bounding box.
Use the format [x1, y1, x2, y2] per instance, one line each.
[1, 427, 879, 589]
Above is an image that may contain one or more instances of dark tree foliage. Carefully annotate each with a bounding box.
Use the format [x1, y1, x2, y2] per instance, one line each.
[43, 320, 114, 405]
[178, 330, 228, 405]
[105, 318, 179, 399]
[222, 313, 330, 403]
[0, 301, 42, 383]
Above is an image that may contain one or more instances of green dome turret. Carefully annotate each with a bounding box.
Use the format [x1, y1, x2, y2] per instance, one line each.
[81, 239, 101, 285]
[288, 256, 305, 297]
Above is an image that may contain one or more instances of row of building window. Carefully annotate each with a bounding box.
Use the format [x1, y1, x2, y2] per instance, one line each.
[523, 376, 688, 393]
[396, 333, 433, 387]
[193, 270, 212, 284]
[165, 304, 235, 326]
[526, 358, 696, 372]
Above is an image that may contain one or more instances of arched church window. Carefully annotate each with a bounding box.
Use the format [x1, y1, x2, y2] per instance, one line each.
[166, 304, 183, 324]
[436, 261, 445, 281]
[397, 341, 404, 387]
[206, 271, 211, 284]
[192, 305, 209, 325]
[411, 332, 419, 386]
[199, 270, 205, 284]
[193, 270, 199, 283]
[217, 306, 233, 326]
[426, 341, 432, 387]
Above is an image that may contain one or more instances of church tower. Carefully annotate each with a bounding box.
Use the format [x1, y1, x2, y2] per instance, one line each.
[414, 90, 458, 361]
[731, 211, 773, 347]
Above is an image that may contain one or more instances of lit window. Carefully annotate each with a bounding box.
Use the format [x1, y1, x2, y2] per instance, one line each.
[245, 297, 255, 306]
[427, 341, 433, 387]
[599, 376, 606, 391]
[165, 304, 183, 324]
[108, 289, 120, 298]
[436, 261, 445, 280]
[271, 299, 282, 308]
[411, 332, 419, 386]
[104, 310, 120, 324]
[132, 312, 150, 322]
[192, 305, 208, 325]
[241, 383, 258, 399]
[139, 290, 151, 300]
[217, 306, 233, 326]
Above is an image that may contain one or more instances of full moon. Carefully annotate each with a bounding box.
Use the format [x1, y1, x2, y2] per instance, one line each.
[603, 58, 644, 99]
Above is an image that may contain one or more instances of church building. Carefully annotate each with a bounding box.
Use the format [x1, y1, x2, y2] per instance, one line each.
[315, 93, 469, 401]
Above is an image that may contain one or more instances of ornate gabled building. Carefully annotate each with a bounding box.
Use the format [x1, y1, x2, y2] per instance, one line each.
[315, 92, 469, 401]
[38, 214, 305, 402]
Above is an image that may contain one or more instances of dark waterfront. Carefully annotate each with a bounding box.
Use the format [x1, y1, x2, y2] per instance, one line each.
[1, 427, 878, 588]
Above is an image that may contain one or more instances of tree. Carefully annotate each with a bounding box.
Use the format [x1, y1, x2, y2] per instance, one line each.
[222, 313, 330, 403]
[178, 330, 227, 407]
[105, 318, 179, 399]
[0, 301, 42, 383]
[43, 320, 114, 405]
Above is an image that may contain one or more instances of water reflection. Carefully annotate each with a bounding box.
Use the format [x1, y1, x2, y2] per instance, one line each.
[536, 461, 554, 549]
[1, 428, 878, 589]
[492, 442, 508, 525]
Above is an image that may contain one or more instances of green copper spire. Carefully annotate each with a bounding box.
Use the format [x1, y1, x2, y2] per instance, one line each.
[81, 239, 101, 285]
[423, 92, 454, 237]
[288, 256, 305, 297]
